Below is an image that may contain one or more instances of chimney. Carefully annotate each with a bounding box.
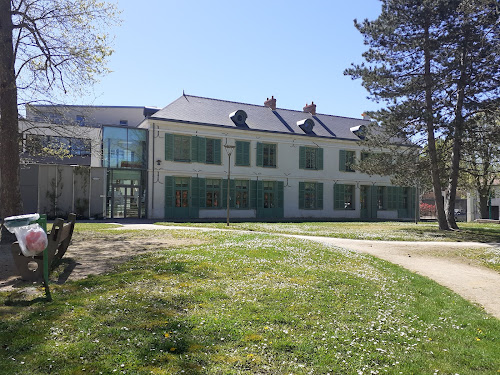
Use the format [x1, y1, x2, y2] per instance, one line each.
[361, 113, 371, 121]
[303, 101, 316, 116]
[264, 96, 276, 110]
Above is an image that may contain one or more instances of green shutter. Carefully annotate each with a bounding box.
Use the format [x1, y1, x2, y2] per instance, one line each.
[299, 147, 306, 169]
[317, 148, 324, 170]
[191, 178, 200, 208]
[190, 177, 200, 217]
[334, 184, 344, 210]
[198, 178, 206, 208]
[370, 185, 378, 218]
[317, 183, 323, 209]
[299, 182, 305, 209]
[235, 141, 250, 166]
[339, 150, 346, 171]
[198, 137, 207, 163]
[235, 141, 243, 166]
[277, 181, 284, 218]
[250, 180, 257, 208]
[191, 136, 198, 162]
[165, 134, 174, 161]
[243, 142, 250, 166]
[256, 142, 263, 167]
[214, 139, 221, 165]
[256, 180, 263, 208]
[164, 176, 174, 218]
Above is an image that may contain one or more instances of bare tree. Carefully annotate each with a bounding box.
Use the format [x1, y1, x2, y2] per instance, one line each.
[0, 0, 119, 220]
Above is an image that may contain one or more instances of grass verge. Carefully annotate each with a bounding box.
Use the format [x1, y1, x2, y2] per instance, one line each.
[154, 221, 500, 243]
[1, 227, 499, 374]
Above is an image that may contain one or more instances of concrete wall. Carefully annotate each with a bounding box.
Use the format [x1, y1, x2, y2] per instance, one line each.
[20, 164, 107, 218]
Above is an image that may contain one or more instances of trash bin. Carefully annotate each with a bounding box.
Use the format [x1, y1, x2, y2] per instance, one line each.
[3, 213, 48, 257]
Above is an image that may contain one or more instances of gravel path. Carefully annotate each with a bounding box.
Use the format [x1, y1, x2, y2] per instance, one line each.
[1, 223, 498, 319]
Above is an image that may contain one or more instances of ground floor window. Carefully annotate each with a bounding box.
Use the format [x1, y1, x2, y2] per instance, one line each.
[299, 182, 323, 209]
[235, 180, 249, 208]
[205, 179, 221, 208]
[175, 177, 189, 207]
[334, 184, 355, 210]
[263, 181, 275, 208]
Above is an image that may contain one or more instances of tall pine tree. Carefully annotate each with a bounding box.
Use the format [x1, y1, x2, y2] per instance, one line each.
[346, 0, 500, 230]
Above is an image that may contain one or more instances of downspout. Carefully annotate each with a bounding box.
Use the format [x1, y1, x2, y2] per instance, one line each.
[151, 123, 155, 214]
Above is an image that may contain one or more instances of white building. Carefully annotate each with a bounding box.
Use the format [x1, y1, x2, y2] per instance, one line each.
[139, 95, 417, 221]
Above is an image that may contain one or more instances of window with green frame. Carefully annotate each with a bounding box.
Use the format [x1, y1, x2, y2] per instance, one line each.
[339, 150, 356, 172]
[165, 134, 221, 164]
[235, 141, 250, 166]
[175, 177, 190, 207]
[234, 179, 249, 208]
[205, 179, 221, 208]
[334, 184, 355, 210]
[174, 135, 191, 162]
[205, 138, 221, 164]
[299, 182, 323, 209]
[377, 186, 387, 210]
[256, 143, 277, 168]
[299, 146, 324, 170]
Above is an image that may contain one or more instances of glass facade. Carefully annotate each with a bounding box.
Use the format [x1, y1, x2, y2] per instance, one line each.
[103, 126, 147, 169]
[103, 126, 148, 218]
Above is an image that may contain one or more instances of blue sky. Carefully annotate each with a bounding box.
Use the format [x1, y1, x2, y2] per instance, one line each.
[81, 0, 382, 119]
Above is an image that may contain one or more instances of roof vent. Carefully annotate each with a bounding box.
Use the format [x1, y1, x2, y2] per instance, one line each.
[297, 119, 315, 134]
[350, 124, 367, 139]
[229, 110, 247, 126]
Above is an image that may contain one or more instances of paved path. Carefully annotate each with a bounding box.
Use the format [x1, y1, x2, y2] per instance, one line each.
[115, 224, 500, 319]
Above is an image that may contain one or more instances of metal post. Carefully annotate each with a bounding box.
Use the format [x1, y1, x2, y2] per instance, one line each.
[38, 214, 52, 302]
[224, 144, 235, 226]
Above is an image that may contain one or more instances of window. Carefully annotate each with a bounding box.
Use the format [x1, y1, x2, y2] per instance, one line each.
[263, 181, 275, 208]
[174, 135, 191, 162]
[104, 127, 147, 169]
[299, 146, 323, 170]
[334, 184, 355, 210]
[339, 150, 356, 172]
[257, 143, 277, 168]
[235, 141, 250, 166]
[299, 182, 323, 209]
[205, 138, 221, 164]
[205, 179, 221, 208]
[377, 186, 386, 210]
[175, 178, 189, 207]
[25, 135, 91, 157]
[165, 134, 221, 164]
[235, 180, 249, 208]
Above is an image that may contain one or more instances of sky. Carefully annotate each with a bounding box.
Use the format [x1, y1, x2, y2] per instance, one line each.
[79, 0, 382, 119]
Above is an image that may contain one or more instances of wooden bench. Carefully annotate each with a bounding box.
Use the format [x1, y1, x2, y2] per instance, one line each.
[11, 213, 76, 281]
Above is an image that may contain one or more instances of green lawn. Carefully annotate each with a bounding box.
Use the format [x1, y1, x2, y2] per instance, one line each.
[155, 221, 500, 243]
[1, 226, 499, 374]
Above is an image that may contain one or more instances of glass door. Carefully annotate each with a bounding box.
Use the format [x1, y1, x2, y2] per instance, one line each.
[111, 184, 142, 218]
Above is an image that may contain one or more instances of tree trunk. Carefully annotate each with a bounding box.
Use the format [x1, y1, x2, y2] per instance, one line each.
[0, 0, 22, 220]
[0, 0, 22, 254]
[445, 30, 469, 230]
[423, 22, 449, 230]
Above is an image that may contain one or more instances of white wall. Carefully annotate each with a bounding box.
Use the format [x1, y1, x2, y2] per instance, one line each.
[142, 119, 395, 220]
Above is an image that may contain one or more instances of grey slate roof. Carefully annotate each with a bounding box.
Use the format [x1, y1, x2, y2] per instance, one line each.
[151, 95, 371, 141]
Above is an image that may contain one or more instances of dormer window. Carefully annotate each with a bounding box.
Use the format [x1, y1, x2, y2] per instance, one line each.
[297, 119, 314, 134]
[229, 110, 248, 126]
[350, 124, 367, 139]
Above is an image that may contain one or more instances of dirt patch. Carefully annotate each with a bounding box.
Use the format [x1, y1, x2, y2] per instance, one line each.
[0, 234, 203, 291]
